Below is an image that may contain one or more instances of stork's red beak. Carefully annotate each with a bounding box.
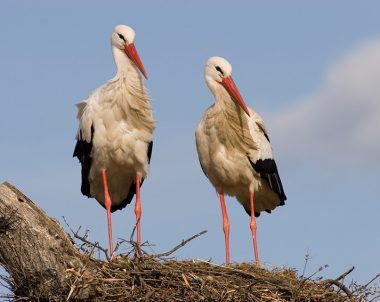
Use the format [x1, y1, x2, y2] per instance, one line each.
[221, 76, 250, 116]
[124, 43, 148, 79]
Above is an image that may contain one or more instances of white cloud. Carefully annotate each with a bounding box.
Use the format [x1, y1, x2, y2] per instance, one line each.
[270, 39, 380, 164]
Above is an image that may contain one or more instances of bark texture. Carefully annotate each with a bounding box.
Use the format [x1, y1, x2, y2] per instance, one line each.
[0, 182, 97, 300]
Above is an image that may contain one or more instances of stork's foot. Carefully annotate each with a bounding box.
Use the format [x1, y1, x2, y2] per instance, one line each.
[219, 192, 230, 266]
[249, 191, 260, 266]
[135, 172, 142, 256]
[102, 169, 114, 259]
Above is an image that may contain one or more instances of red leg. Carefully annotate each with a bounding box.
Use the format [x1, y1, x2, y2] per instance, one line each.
[249, 191, 260, 266]
[101, 169, 114, 259]
[219, 192, 230, 266]
[134, 172, 142, 249]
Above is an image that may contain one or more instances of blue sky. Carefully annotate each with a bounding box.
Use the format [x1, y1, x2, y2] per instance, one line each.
[1, 0, 380, 290]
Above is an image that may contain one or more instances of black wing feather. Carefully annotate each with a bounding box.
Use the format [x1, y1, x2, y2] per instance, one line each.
[110, 140, 153, 212]
[147, 140, 153, 164]
[73, 126, 94, 198]
[250, 158, 287, 205]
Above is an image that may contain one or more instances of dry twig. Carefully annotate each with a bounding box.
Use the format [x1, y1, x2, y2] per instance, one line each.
[63, 216, 110, 261]
[155, 230, 207, 258]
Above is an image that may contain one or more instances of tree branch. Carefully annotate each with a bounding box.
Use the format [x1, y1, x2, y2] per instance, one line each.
[0, 182, 97, 300]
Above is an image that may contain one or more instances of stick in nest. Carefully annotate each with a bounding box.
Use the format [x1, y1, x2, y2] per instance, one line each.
[323, 267, 356, 299]
[62, 216, 207, 261]
[62, 216, 110, 261]
[324, 279, 353, 299]
[155, 230, 207, 258]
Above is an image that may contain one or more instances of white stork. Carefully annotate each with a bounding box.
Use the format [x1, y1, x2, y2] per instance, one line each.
[73, 25, 154, 257]
[195, 57, 286, 266]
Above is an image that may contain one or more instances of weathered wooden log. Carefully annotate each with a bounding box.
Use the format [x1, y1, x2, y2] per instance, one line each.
[0, 182, 98, 300]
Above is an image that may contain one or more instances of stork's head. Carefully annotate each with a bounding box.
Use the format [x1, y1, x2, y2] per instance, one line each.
[111, 25, 148, 79]
[205, 56, 250, 116]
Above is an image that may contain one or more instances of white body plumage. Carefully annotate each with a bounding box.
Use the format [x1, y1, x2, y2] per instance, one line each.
[74, 25, 155, 211]
[196, 56, 286, 216]
[196, 107, 281, 214]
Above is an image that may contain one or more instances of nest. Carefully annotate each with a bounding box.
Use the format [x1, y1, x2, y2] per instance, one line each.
[76, 256, 353, 302]
[1, 183, 378, 301]
[1, 226, 378, 301]
[56, 230, 380, 301]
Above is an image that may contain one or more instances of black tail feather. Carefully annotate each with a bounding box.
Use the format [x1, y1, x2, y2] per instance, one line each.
[245, 158, 287, 217]
[73, 127, 94, 198]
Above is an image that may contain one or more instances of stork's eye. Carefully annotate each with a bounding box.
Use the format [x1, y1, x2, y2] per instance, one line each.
[118, 33, 126, 42]
[215, 66, 224, 75]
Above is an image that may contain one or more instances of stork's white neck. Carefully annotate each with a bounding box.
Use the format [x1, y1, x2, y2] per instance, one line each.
[213, 85, 234, 110]
[112, 46, 137, 77]
[206, 77, 231, 108]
